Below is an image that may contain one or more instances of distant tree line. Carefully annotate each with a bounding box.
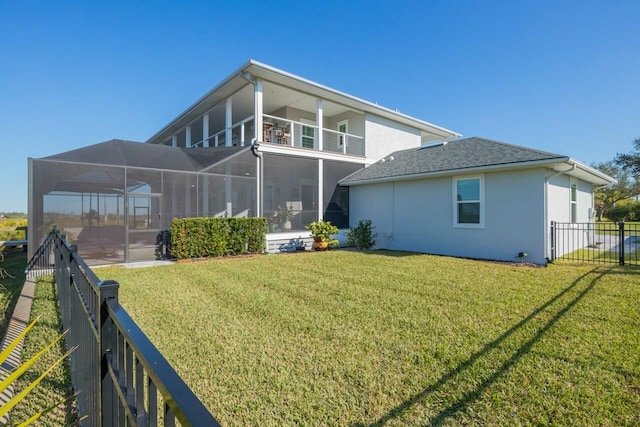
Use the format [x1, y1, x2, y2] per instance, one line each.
[592, 137, 640, 221]
[0, 212, 27, 219]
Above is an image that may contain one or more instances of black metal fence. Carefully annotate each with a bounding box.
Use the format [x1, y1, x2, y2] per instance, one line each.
[550, 221, 640, 266]
[26, 229, 221, 426]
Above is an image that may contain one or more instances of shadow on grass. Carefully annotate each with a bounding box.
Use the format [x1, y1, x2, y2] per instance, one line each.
[360, 267, 609, 426]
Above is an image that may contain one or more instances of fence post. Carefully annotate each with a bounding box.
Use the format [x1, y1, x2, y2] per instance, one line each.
[550, 221, 556, 262]
[619, 222, 625, 266]
[99, 280, 119, 427]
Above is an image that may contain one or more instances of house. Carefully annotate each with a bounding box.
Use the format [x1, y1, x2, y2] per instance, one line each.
[340, 137, 616, 265]
[28, 61, 615, 265]
[28, 60, 460, 263]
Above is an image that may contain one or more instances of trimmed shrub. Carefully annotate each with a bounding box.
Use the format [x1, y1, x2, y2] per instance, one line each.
[347, 219, 377, 250]
[607, 201, 640, 222]
[170, 217, 267, 260]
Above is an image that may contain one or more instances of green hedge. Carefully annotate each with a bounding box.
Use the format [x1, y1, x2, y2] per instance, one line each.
[170, 217, 267, 259]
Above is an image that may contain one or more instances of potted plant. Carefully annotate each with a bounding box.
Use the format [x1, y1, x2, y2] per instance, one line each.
[305, 220, 339, 251]
[275, 205, 294, 230]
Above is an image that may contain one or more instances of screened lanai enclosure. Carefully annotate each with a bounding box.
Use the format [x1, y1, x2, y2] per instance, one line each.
[28, 139, 362, 264]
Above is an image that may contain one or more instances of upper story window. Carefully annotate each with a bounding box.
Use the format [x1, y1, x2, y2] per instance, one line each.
[299, 118, 316, 149]
[570, 178, 577, 223]
[453, 175, 484, 228]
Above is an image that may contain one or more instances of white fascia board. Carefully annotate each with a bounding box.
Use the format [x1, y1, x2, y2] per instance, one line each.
[565, 158, 617, 185]
[340, 157, 571, 186]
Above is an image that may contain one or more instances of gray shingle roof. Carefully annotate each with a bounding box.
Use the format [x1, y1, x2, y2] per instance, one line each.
[43, 139, 250, 172]
[340, 137, 568, 184]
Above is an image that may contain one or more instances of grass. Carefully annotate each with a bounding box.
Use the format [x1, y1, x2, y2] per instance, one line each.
[558, 245, 640, 265]
[97, 251, 640, 426]
[0, 251, 27, 334]
[594, 221, 640, 235]
[0, 252, 75, 426]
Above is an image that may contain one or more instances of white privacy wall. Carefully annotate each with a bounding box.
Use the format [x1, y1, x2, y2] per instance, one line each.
[364, 114, 421, 162]
[547, 175, 594, 223]
[349, 168, 550, 265]
[547, 174, 595, 257]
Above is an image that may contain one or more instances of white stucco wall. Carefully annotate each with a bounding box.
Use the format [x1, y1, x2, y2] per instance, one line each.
[547, 174, 595, 257]
[349, 168, 550, 265]
[364, 114, 421, 162]
[547, 175, 594, 223]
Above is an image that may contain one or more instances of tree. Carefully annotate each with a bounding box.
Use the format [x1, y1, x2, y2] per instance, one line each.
[592, 160, 640, 221]
[616, 137, 640, 175]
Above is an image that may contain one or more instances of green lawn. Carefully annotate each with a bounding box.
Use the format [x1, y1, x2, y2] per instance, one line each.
[1, 252, 74, 426]
[0, 251, 27, 334]
[10, 275, 76, 426]
[99, 251, 640, 426]
[594, 221, 640, 235]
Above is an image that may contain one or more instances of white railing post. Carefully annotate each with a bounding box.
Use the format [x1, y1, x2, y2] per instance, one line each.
[255, 79, 263, 142]
[316, 99, 323, 151]
[203, 114, 209, 148]
[225, 98, 232, 147]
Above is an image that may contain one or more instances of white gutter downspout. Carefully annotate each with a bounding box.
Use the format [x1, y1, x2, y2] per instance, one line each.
[544, 164, 576, 262]
[240, 71, 264, 218]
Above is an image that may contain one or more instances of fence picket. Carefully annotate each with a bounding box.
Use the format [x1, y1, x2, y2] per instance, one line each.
[550, 221, 639, 266]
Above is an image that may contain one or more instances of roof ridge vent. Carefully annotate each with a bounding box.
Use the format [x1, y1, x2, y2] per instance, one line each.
[421, 140, 448, 149]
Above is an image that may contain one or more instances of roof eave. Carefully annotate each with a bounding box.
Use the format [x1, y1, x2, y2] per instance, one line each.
[565, 158, 617, 186]
[244, 61, 461, 139]
[340, 157, 570, 186]
[147, 60, 461, 144]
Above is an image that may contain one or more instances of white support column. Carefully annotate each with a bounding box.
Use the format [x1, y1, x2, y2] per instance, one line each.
[202, 178, 209, 216]
[240, 123, 245, 146]
[318, 158, 324, 221]
[225, 163, 233, 216]
[203, 114, 209, 147]
[186, 126, 192, 148]
[256, 154, 262, 217]
[225, 98, 232, 147]
[171, 135, 177, 147]
[254, 79, 263, 143]
[185, 180, 191, 217]
[316, 99, 323, 151]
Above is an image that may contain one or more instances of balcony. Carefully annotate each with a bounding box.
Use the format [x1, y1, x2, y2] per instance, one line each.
[190, 114, 365, 157]
[261, 115, 365, 156]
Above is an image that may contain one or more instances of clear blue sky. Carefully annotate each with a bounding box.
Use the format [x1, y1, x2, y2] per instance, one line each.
[1, 0, 638, 213]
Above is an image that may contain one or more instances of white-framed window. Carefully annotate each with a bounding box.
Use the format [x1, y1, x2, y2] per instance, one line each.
[300, 118, 315, 149]
[453, 175, 484, 228]
[337, 119, 348, 147]
[570, 178, 577, 223]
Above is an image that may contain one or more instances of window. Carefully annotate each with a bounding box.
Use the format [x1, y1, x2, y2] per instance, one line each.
[337, 119, 348, 147]
[453, 176, 484, 227]
[570, 178, 577, 223]
[300, 118, 315, 149]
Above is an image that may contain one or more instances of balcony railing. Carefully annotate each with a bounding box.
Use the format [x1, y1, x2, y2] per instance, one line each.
[189, 114, 365, 157]
[191, 115, 255, 148]
[262, 114, 365, 156]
